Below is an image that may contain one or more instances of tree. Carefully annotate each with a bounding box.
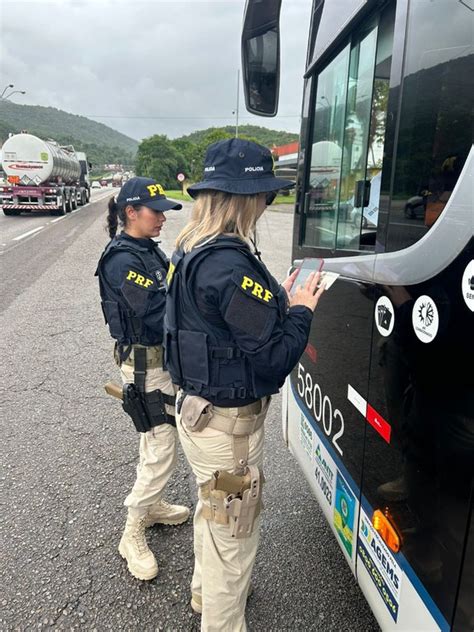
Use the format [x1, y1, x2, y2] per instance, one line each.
[136, 134, 186, 189]
[188, 129, 234, 180]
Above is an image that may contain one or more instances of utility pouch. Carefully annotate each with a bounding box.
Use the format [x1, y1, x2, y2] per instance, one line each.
[178, 330, 210, 387]
[102, 300, 124, 339]
[180, 394, 213, 432]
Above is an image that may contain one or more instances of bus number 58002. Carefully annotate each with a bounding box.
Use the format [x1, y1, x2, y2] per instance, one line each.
[296, 363, 344, 455]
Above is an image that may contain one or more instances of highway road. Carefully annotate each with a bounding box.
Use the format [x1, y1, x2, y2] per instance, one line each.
[0, 193, 378, 631]
[0, 187, 112, 252]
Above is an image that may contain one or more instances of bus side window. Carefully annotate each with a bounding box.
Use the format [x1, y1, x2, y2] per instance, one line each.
[302, 5, 395, 254]
[384, 0, 473, 253]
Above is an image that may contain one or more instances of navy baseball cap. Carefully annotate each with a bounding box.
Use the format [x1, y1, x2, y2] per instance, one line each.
[116, 176, 182, 212]
[187, 138, 294, 198]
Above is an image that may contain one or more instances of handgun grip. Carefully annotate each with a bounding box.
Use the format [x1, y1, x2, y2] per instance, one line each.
[104, 382, 123, 400]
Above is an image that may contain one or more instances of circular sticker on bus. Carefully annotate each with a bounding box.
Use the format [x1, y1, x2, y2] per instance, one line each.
[412, 295, 439, 343]
[461, 260, 474, 312]
[375, 296, 395, 337]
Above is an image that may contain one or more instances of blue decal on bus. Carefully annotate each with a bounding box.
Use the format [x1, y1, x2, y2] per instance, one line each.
[334, 472, 356, 557]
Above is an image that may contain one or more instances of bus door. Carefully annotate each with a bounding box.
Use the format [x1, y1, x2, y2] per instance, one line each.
[356, 0, 474, 627]
[286, 3, 396, 575]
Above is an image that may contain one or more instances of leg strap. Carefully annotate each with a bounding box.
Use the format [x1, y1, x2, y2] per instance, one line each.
[232, 435, 249, 476]
[133, 346, 147, 393]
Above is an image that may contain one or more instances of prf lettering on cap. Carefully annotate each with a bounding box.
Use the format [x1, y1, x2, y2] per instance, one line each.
[146, 183, 165, 197]
[126, 270, 154, 288]
[241, 275, 273, 302]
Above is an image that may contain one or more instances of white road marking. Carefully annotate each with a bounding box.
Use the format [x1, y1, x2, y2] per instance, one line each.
[5, 190, 111, 246]
[13, 226, 44, 241]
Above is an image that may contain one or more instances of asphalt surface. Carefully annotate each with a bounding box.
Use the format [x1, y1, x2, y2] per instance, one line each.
[0, 195, 379, 631]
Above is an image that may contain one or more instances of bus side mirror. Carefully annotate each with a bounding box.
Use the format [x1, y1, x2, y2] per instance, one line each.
[241, 0, 281, 117]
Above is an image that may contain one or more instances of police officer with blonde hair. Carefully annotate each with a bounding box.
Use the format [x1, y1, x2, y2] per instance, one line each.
[96, 177, 190, 581]
[164, 139, 325, 630]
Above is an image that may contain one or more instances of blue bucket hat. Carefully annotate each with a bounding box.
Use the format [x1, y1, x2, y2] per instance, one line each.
[117, 176, 182, 211]
[187, 138, 294, 198]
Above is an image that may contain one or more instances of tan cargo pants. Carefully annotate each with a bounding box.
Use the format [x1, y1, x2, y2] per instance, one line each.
[120, 363, 178, 510]
[177, 402, 267, 632]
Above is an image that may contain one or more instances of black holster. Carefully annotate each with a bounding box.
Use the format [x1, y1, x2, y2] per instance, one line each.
[122, 346, 176, 433]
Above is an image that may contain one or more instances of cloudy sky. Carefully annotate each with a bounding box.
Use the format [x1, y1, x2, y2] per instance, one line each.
[1, 0, 312, 141]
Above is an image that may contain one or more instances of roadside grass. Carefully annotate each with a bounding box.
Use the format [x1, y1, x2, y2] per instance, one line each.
[166, 189, 193, 201]
[167, 189, 296, 205]
[273, 194, 295, 205]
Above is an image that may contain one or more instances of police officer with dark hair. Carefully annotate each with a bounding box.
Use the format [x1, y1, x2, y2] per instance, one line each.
[165, 139, 325, 630]
[96, 176, 189, 581]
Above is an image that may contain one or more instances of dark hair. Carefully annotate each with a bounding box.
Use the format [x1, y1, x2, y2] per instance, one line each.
[106, 197, 142, 238]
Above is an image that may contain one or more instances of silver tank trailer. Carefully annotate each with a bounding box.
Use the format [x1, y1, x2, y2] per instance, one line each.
[1, 133, 81, 185]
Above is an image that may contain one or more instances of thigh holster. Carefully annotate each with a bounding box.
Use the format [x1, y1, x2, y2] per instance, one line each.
[183, 392, 270, 537]
[122, 346, 176, 432]
[200, 465, 263, 538]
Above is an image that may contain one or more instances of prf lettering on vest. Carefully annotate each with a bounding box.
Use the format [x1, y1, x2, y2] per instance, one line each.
[126, 270, 154, 288]
[241, 275, 273, 302]
[166, 262, 175, 286]
[146, 184, 165, 197]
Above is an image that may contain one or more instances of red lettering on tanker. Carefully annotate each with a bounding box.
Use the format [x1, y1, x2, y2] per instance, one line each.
[7, 163, 45, 169]
[7, 164, 45, 170]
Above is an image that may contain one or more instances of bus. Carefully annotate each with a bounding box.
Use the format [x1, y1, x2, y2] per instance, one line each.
[241, 1, 473, 630]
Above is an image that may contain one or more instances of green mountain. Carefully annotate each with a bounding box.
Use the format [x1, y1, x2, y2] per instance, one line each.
[0, 101, 138, 167]
[177, 125, 299, 148]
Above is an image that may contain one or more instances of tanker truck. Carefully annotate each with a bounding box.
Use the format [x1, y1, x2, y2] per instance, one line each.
[112, 172, 123, 188]
[0, 132, 91, 216]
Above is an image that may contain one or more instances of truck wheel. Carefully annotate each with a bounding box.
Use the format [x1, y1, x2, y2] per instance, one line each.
[52, 197, 67, 216]
[71, 193, 78, 210]
[3, 208, 20, 216]
[66, 195, 72, 213]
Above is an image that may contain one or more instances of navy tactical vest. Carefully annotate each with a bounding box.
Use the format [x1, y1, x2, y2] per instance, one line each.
[164, 236, 288, 403]
[96, 234, 168, 347]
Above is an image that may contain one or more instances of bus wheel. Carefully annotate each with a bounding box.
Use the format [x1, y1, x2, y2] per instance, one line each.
[3, 208, 20, 216]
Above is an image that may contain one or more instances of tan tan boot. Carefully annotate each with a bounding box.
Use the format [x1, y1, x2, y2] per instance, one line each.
[118, 510, 158, 581]
[144, 499, 190, 527]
